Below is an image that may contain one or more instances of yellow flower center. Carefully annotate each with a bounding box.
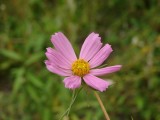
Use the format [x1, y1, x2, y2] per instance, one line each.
[72, 59, 90, 77]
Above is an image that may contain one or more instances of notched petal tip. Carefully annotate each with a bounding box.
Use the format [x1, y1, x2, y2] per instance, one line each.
[118, 65, 122, 68]
[80, 32, 102, 61]
[90, 32, 99, 36]
[50, 32, 61, 43]
[44, 60, 50, 65]
[50, 32, 77, 62]
[106, 43, 113, 52]
[89, 43, 114, 68]
[106, 80, 114, 86]
[115, 65, 122, 71]
[46, 47, 52, 51]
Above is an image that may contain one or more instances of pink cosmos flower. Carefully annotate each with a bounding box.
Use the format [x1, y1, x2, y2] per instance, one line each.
[45, 32, 121, 92]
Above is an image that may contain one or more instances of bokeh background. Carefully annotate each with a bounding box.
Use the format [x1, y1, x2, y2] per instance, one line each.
[0, 0, 160, 120]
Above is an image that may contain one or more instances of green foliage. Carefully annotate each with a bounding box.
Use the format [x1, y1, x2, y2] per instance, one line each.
[0, 0, 160, 120]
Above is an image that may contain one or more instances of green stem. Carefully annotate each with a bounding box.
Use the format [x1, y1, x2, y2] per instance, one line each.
[59, 87, 83, 120]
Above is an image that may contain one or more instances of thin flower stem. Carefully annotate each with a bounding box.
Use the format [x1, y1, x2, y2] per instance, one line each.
[59, 87, 83, 120]
[94, 91, 110, 120]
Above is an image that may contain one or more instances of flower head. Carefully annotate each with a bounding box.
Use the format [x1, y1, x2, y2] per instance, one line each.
[45, 32, 121, 92]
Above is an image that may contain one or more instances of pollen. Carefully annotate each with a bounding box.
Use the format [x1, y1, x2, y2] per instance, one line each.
[72, 59, 90, 77]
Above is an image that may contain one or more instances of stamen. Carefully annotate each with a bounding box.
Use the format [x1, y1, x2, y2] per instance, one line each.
[72, 59, 90, 77]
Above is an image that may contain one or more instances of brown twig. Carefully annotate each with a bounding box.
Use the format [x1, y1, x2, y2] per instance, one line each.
[94, 91, 110, 120]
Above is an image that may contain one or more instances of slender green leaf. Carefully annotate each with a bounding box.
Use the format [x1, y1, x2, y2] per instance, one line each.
[0, 49, 23, 61]
[27, 85, 39, 103]
[27, 72, 44, 88]
[24, 52, 43, 66]
[12, 68, 25, 96]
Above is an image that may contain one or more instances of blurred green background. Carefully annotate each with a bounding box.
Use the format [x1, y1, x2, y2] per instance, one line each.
[0, 0, 160, 120]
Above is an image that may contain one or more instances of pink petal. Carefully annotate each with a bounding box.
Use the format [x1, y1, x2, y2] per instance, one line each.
[79, 32, 102, 61]
[45, 47, 71, 69]
[45, 60, 72, 76]
[51, 32, 77, 62]
[83, 74, 112, 92]
[90, 65, 122, 76]
[89, 44, 113, 68]
[63, 76, 81, 89]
